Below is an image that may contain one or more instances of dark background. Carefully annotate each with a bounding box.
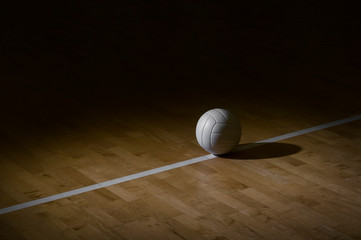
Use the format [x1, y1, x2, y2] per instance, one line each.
[1, 1, 360, 122]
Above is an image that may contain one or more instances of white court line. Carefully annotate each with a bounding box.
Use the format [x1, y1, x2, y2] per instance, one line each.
[1, 114, 361, 215]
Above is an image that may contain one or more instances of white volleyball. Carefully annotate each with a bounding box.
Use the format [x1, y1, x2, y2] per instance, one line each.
[196, 108, 242, 155]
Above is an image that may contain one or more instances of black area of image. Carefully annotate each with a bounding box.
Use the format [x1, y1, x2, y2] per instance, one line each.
[1, 1, 360, 119]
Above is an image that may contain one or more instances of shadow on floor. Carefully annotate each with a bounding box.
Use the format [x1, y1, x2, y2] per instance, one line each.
[220, 142, 302, 160]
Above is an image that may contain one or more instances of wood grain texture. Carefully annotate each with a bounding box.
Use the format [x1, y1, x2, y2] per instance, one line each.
[0, 99, 360, 240]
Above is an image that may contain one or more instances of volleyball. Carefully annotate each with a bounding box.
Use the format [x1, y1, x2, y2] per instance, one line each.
[196, 108, 242, 155]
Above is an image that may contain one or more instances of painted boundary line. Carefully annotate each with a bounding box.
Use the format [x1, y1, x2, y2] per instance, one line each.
[1, 114, 361, 215]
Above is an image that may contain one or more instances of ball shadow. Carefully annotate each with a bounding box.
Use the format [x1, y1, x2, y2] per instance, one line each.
[220, 142, 302, 160]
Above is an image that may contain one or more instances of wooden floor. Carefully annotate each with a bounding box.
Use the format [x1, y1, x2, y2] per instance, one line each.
[1, 2, 361, 240]
[1, 82, 361, 240]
